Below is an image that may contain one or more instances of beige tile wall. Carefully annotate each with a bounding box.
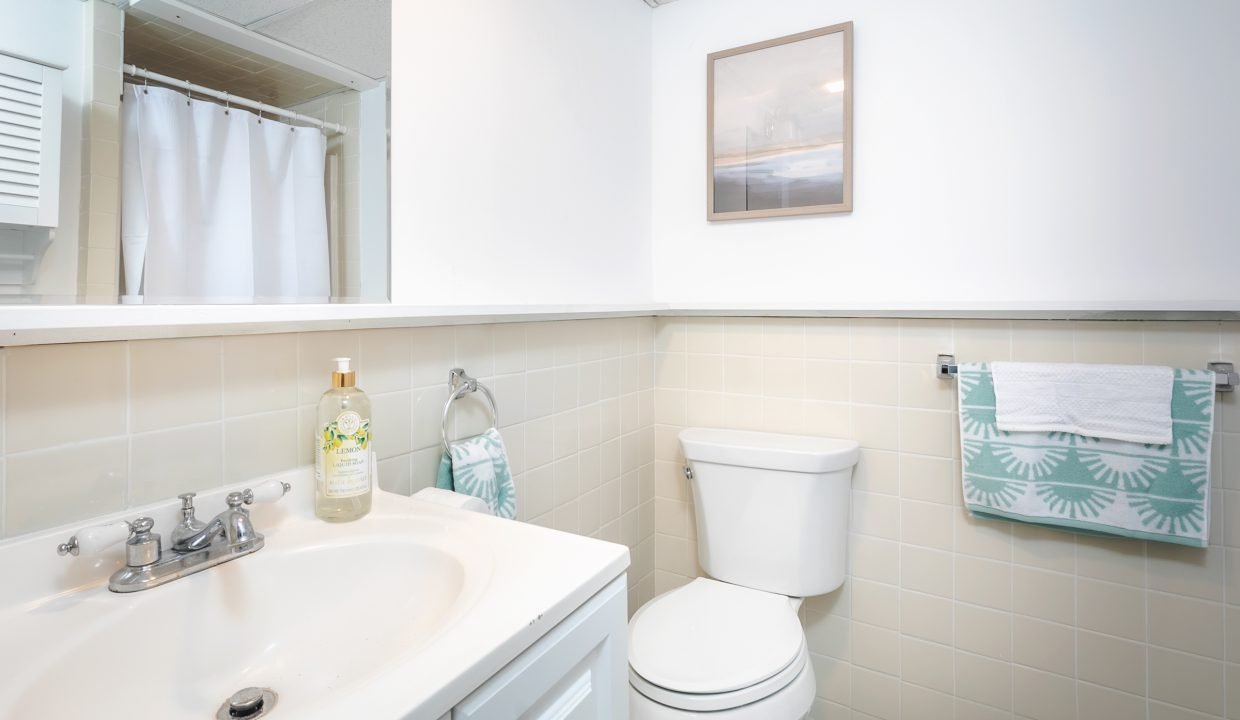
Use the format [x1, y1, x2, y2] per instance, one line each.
[654, 317, 1240, 720]
[78, 0, 124, 302]
[0, 317, 657, 610]
[7, 313, 1238, 712]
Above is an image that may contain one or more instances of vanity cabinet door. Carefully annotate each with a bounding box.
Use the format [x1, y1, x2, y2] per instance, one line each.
[453, 575, 628, 720]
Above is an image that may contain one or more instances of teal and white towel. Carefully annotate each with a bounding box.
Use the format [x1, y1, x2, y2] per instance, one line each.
[958, 363, 1214, 547]
[436, 428, 517, 519]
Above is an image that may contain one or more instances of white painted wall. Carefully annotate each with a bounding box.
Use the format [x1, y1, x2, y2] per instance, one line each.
[651, 0, 1240, 308]
[0, 0, 85, 299]
[390, 0, 653, 306]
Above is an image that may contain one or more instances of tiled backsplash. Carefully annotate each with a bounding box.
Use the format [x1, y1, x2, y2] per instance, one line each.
[0, 317, 657, 609]
[654, 318, 1240, 720]
[6, 314, 1240, 718]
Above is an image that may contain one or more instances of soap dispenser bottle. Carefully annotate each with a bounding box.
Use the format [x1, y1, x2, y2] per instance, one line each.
[315, 357, 373, 521]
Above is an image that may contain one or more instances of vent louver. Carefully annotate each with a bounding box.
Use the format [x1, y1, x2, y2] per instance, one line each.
[0, 53, 61, 228]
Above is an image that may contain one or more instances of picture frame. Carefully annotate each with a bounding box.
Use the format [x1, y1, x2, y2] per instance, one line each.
[707, 22, 854, 221]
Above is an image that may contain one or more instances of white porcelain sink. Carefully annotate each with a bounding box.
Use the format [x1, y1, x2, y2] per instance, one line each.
[0, 470, 628, 719]
[7, 519, 487, 718]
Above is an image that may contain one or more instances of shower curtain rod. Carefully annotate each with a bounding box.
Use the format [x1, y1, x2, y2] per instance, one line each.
[123, 64, 347, 135]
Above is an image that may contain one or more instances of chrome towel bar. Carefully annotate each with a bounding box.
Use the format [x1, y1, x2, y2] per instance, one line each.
[935, 354, 1239, 393]
[441, 368, 500, 453]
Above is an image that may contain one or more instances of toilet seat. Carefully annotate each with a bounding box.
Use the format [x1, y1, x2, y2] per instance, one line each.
[628, 578, 806, 712]
[630, 641, 809, 712]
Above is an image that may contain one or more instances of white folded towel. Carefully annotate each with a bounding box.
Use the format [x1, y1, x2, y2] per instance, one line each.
[990, 362, 1174, 444]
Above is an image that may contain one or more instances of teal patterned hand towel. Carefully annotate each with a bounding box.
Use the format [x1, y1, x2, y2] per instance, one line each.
[435, 428, 517, 519]
[958, 363, 1214, 547]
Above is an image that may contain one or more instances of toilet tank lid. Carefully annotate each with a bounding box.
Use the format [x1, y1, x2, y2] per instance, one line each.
[679, 428, 859, 473]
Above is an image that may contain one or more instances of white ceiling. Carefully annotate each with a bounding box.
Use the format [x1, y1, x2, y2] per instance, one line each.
[175, 0, 669, 80]
[178, 0, 391, 79]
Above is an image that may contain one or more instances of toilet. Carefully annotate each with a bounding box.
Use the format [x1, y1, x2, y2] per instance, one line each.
[628, 428, 859, 719]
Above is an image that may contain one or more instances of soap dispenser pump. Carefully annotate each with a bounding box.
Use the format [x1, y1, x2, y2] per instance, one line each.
[315, 357, 373, 521]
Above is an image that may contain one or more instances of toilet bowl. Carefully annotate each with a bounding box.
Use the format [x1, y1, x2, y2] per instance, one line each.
[628, 578, 815, 719]
[627, 429, 859, 719]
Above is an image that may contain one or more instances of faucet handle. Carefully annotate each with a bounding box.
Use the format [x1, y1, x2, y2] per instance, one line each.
[56, 520, 131, 557]
[170, 493, 206, 550]
[175, 492, 202, 525]
[242, 480, 292, 505]
[125, 517, 161, 567]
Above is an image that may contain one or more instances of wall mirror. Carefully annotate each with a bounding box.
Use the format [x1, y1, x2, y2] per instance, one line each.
[0, 0, 390, 305]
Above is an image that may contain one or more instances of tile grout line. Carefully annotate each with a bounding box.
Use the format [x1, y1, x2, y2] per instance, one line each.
[894, 322, 904, 720]
[1141, 324, 1151, 720]
[949, 319, 961, 717]
[1216, 324, 1228, 720]
[123, 341, 132, 510]
[217, 337, 226, 489]
[1069, 321, 1084, 720]
[1007, 321, 1016, 720]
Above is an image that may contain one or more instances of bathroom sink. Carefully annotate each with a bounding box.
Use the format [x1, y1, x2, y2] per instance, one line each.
[0, 470, 629, 719]
[6, 521, 485, 718]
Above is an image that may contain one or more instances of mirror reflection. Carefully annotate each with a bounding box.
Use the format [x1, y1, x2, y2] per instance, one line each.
[0, 0, 390, 305]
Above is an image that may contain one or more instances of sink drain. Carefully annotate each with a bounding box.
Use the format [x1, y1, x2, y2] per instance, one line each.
[217, 687, 278, 719]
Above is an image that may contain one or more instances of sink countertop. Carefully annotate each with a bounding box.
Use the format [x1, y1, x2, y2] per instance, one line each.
[0, 468, 630, 720]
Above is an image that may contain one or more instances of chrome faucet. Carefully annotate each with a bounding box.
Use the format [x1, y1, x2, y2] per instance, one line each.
[171, 490, 264, 553]
[60, 481, 291, 593]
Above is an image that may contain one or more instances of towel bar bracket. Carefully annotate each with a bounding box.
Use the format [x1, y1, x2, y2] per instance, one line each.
[936, 354, 1239, 393]
[1207, 362, 1238, 393]
[935, 354, 959, 380]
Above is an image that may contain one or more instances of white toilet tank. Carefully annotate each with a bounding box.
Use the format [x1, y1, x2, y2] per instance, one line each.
[679, 428, 859, 598]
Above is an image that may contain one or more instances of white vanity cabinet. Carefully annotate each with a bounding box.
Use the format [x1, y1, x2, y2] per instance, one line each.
[452, 575, 629, 720]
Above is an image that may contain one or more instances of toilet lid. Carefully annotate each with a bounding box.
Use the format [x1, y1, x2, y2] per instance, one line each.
[628, 578, 803, 694]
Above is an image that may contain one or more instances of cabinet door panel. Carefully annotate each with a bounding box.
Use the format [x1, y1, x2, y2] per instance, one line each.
[523, 645, 604, 720]
[454, 575, 628, 720]
[0, 53, 60, 228]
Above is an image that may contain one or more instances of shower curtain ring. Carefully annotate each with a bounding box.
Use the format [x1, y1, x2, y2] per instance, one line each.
[143, 74, 149, 94]
[186, 85, 192, 106]
[223, 91, 229, 115]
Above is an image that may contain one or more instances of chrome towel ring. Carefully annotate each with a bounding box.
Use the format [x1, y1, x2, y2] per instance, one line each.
[441, 368, 499, 453]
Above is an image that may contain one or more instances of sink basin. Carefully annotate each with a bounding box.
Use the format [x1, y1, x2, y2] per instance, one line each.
[0, 469, 628, 719]
[7, 518, 488, 718]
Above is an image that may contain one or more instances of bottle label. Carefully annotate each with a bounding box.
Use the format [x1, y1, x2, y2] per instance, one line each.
[318, 411, 371, 498]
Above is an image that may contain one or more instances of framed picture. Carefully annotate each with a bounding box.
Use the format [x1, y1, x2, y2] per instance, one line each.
[707, 22, 853, 221]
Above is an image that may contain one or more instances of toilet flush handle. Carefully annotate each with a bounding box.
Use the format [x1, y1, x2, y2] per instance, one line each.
[683, 465, 694, 480]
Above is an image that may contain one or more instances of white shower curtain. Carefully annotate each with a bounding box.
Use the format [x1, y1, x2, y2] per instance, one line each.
[121, 84, 330, 304]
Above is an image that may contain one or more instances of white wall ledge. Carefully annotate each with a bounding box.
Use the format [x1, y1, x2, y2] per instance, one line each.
[665, 301, 1240, 321]
[0, 301, 1237, 346]
[0, 304, 666, 346]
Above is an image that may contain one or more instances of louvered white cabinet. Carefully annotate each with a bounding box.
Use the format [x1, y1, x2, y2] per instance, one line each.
[0, 53, 61, 228]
